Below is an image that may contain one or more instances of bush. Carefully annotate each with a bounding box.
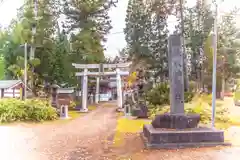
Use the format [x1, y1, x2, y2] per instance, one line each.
[149, 97, 229, 124]
[69, 100, 77, 110]
[146, 83, 194, 105]
[0, 98, 57, 123]
[184, 92, 194, 103]
[189, 81, 197, 92]
[148, 104, 170, 119]
[146, 83, 170, 106]
[234, 91, 240, 101]
[200, 94, 212, 105]
[185, 99, 229, 123]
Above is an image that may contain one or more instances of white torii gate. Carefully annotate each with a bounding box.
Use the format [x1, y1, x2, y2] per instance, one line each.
[72, 62, 131, 112]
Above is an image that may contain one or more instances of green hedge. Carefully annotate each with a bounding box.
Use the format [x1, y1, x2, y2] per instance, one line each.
[0, 98, 57, 123]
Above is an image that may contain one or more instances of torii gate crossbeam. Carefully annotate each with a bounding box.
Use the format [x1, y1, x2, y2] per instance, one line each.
[73, 62, 131, 112]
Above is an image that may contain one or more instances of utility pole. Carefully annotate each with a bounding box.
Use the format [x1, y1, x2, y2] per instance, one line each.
[24, 43, 28, 100]
[211, 0, 218, 128]
[221, 54, 225, 100]
[180, 0, 189, 91]
[30, 0, 37, 60]
[30, 0, 37, 88]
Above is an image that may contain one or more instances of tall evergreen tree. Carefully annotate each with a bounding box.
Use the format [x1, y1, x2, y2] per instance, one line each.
[148, 0, 169, 81]
[175, 1, 214, 88]
[124, 0, 151, 61]
[48, 24, 68, 84]
[63, 0, 117, 64]
[17, 0, 57, 78]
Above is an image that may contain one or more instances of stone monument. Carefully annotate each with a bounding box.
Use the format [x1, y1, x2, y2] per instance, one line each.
[131, 69, 148, 118]
[51, 82, 60, 108]
[141, 34, 230, 149]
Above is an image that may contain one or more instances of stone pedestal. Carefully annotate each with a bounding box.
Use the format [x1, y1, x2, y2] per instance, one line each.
[142, 124, 230, 149]
[151, 114, 200, 129]
[79, 108, 88, 113]
[124, 104, 131, 116]
[132, 103, 148, 118]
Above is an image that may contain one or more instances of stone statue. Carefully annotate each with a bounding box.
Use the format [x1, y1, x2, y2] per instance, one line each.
[131, 68, 149, 118]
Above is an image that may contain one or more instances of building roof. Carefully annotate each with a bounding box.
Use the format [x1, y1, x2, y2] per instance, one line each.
[57, 88, 75, 94]
[0, 80, 22, 89]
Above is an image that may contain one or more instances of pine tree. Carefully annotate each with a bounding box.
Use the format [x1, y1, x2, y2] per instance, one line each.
[48, 24, 69, 84]
[176, 1, 214, 87]
[18, 0, 57, 78]
[124, 0, 151, 61]
[148, 0, 169, 81]
[63, 0, 116, 64]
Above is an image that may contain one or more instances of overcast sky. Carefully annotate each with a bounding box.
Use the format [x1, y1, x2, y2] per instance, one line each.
[0, 0, 239, 58]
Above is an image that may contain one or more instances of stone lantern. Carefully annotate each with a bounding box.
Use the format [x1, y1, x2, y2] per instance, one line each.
[51, 82, 60, 108]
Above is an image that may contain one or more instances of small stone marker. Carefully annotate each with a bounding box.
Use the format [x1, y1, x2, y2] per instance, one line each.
[89, 94, 94, 104]
[58, 98, 70, 119]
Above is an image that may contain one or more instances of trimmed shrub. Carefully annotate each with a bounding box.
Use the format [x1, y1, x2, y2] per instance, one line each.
[0, 98, 57, 123]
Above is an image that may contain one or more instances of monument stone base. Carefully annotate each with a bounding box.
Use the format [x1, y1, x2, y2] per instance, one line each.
[78, 108, 88, 113]
[60, 116, 71, 120]
[142, 124, 231, 149]
[132, 108, 148, 118]
[151, 113, 200, 129]
[131, 104, 148, 118]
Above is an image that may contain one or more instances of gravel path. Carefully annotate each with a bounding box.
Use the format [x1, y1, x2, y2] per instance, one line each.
[1, 100, 240, 160]
[0, 102, 118, 160]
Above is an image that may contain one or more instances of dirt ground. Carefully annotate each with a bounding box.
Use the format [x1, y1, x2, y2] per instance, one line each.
[1, 101, 240, 160]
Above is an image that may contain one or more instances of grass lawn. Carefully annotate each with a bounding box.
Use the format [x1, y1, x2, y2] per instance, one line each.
[215, 116, 240, 129]
[42, 105, 98, 125]
[113, 114, 240, 147]
[113, 117, 151, 146]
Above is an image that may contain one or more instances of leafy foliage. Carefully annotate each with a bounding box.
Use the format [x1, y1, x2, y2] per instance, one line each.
[148, 97, 229, 124]
[146, 83, 170, 106]
[0, 56, 4, 79]
[63, 0, 116, 64]
[0, 0, 116, 94]
[124, 0, 152, 59]
[146, 83, 194, 106]
[0, 98, 57, 123]
[234, 91, 240, 101]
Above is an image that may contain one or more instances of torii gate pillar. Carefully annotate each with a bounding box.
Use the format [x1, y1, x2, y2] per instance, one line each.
[81, 68, 88, 112]
[95, 77, 100, 104]
[116, 68, 123, 108]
